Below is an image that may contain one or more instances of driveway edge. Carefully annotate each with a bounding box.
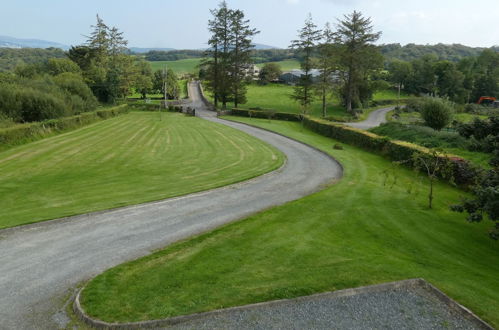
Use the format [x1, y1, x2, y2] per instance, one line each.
[73, 278, 493, 329]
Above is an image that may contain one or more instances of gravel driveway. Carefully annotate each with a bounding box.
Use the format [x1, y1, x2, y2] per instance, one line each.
[0, 82, 342, 329]
[344, 106, 397, 130]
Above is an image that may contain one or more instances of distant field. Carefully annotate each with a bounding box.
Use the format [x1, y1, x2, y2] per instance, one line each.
[0, 112, 283, 229]
[149, 59, 202, 75]
[255, 60, 300, 71]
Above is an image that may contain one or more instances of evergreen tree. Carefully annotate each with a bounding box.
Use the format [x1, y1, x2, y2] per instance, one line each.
[315, 23, 338, 118]
[335, 11, 382, 114]
[290, 14, 322, 113]
[203, 1, 258, 109]
[229, 9, 259, 108]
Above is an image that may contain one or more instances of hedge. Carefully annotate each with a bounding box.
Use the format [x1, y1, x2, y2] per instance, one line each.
[225, 107, 478, 185]
[127, 102, 184, 113]
[301, 116, 478, 186]
[0, 105, 129, 150]
[232, 108, 301, 122]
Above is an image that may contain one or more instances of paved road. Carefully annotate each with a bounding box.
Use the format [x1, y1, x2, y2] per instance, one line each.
[344, 106, 397, 130]
[0, 82, 342, 329]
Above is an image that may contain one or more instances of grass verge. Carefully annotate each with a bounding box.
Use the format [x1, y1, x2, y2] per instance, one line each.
[0, 112, 284, 229]
[80, 117, 499, 326]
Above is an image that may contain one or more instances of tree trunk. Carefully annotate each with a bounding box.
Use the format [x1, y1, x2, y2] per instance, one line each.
[322, 86, 326, 118]
[429, 178, 434, 209]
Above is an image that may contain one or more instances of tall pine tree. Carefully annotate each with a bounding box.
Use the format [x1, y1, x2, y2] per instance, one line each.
[336, 11, 382, 115]
[290, 14, 322, 113]
[203, 1, 258, 109]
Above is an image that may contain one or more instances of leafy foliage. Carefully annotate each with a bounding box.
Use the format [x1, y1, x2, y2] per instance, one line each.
[452, 168, 499, 240]
[0, 47, 66, 72]
[420, 97, 454, 131]
[258, 63, 282, 84]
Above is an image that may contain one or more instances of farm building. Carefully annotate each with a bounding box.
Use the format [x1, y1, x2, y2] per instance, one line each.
[243, 64, 260, 79]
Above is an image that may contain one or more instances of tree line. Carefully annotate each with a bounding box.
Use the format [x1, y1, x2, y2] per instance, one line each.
[0, 15, 181, 125]
[388, 50, 499, 104]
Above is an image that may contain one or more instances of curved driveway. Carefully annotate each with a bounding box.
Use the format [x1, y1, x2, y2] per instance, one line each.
[0, 82, 342, 329]
[345, 106, 397, 130]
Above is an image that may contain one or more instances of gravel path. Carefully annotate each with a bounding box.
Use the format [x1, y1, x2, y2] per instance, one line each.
[344, 106, 397, 130]
[167, 284, 485, 330]
[0, 82, 341, 329]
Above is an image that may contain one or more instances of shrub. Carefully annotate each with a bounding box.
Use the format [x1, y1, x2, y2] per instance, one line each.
[420, 98, 454, 131]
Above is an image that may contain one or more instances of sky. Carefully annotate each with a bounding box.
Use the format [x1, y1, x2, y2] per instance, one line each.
[1, 0, 498, 49]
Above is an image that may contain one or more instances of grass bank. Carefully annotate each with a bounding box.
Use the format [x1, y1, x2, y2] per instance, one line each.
[80, 117, 498, 326]
[0, 112, 284, 229]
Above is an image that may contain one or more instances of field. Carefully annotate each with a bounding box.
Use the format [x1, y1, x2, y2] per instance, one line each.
[149, 59, 202, 75]
[80, 117, 499, 326]
[210, 83, 408, 119]
[0, 112, 284, 229]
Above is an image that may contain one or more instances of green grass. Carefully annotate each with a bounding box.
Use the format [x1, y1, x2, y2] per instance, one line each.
[0, 112, 284, 229]
[149, 59, 202, 75]
[80, 117, 499, 326]
[255, 60, 300, 71]
[371, 89, 410, 100]
[209, 83, 402, 120]
[454, 113, 489, 123]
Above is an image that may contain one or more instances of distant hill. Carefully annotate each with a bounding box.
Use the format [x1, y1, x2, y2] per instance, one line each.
[0, 35, 69, 50]
[253, 43, 279, 50]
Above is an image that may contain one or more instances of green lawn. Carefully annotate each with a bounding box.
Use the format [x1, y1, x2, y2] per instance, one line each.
[210, 83, 406, 120]
[80, 117, 499, 326]
[373, 89, 410, 100]
[149, 59, 202, 75]
[0, 112, 283, 229]
[255, 60, 300, 71]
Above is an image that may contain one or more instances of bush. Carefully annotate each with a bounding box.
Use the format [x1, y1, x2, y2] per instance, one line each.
[420, 98, 454, 131]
